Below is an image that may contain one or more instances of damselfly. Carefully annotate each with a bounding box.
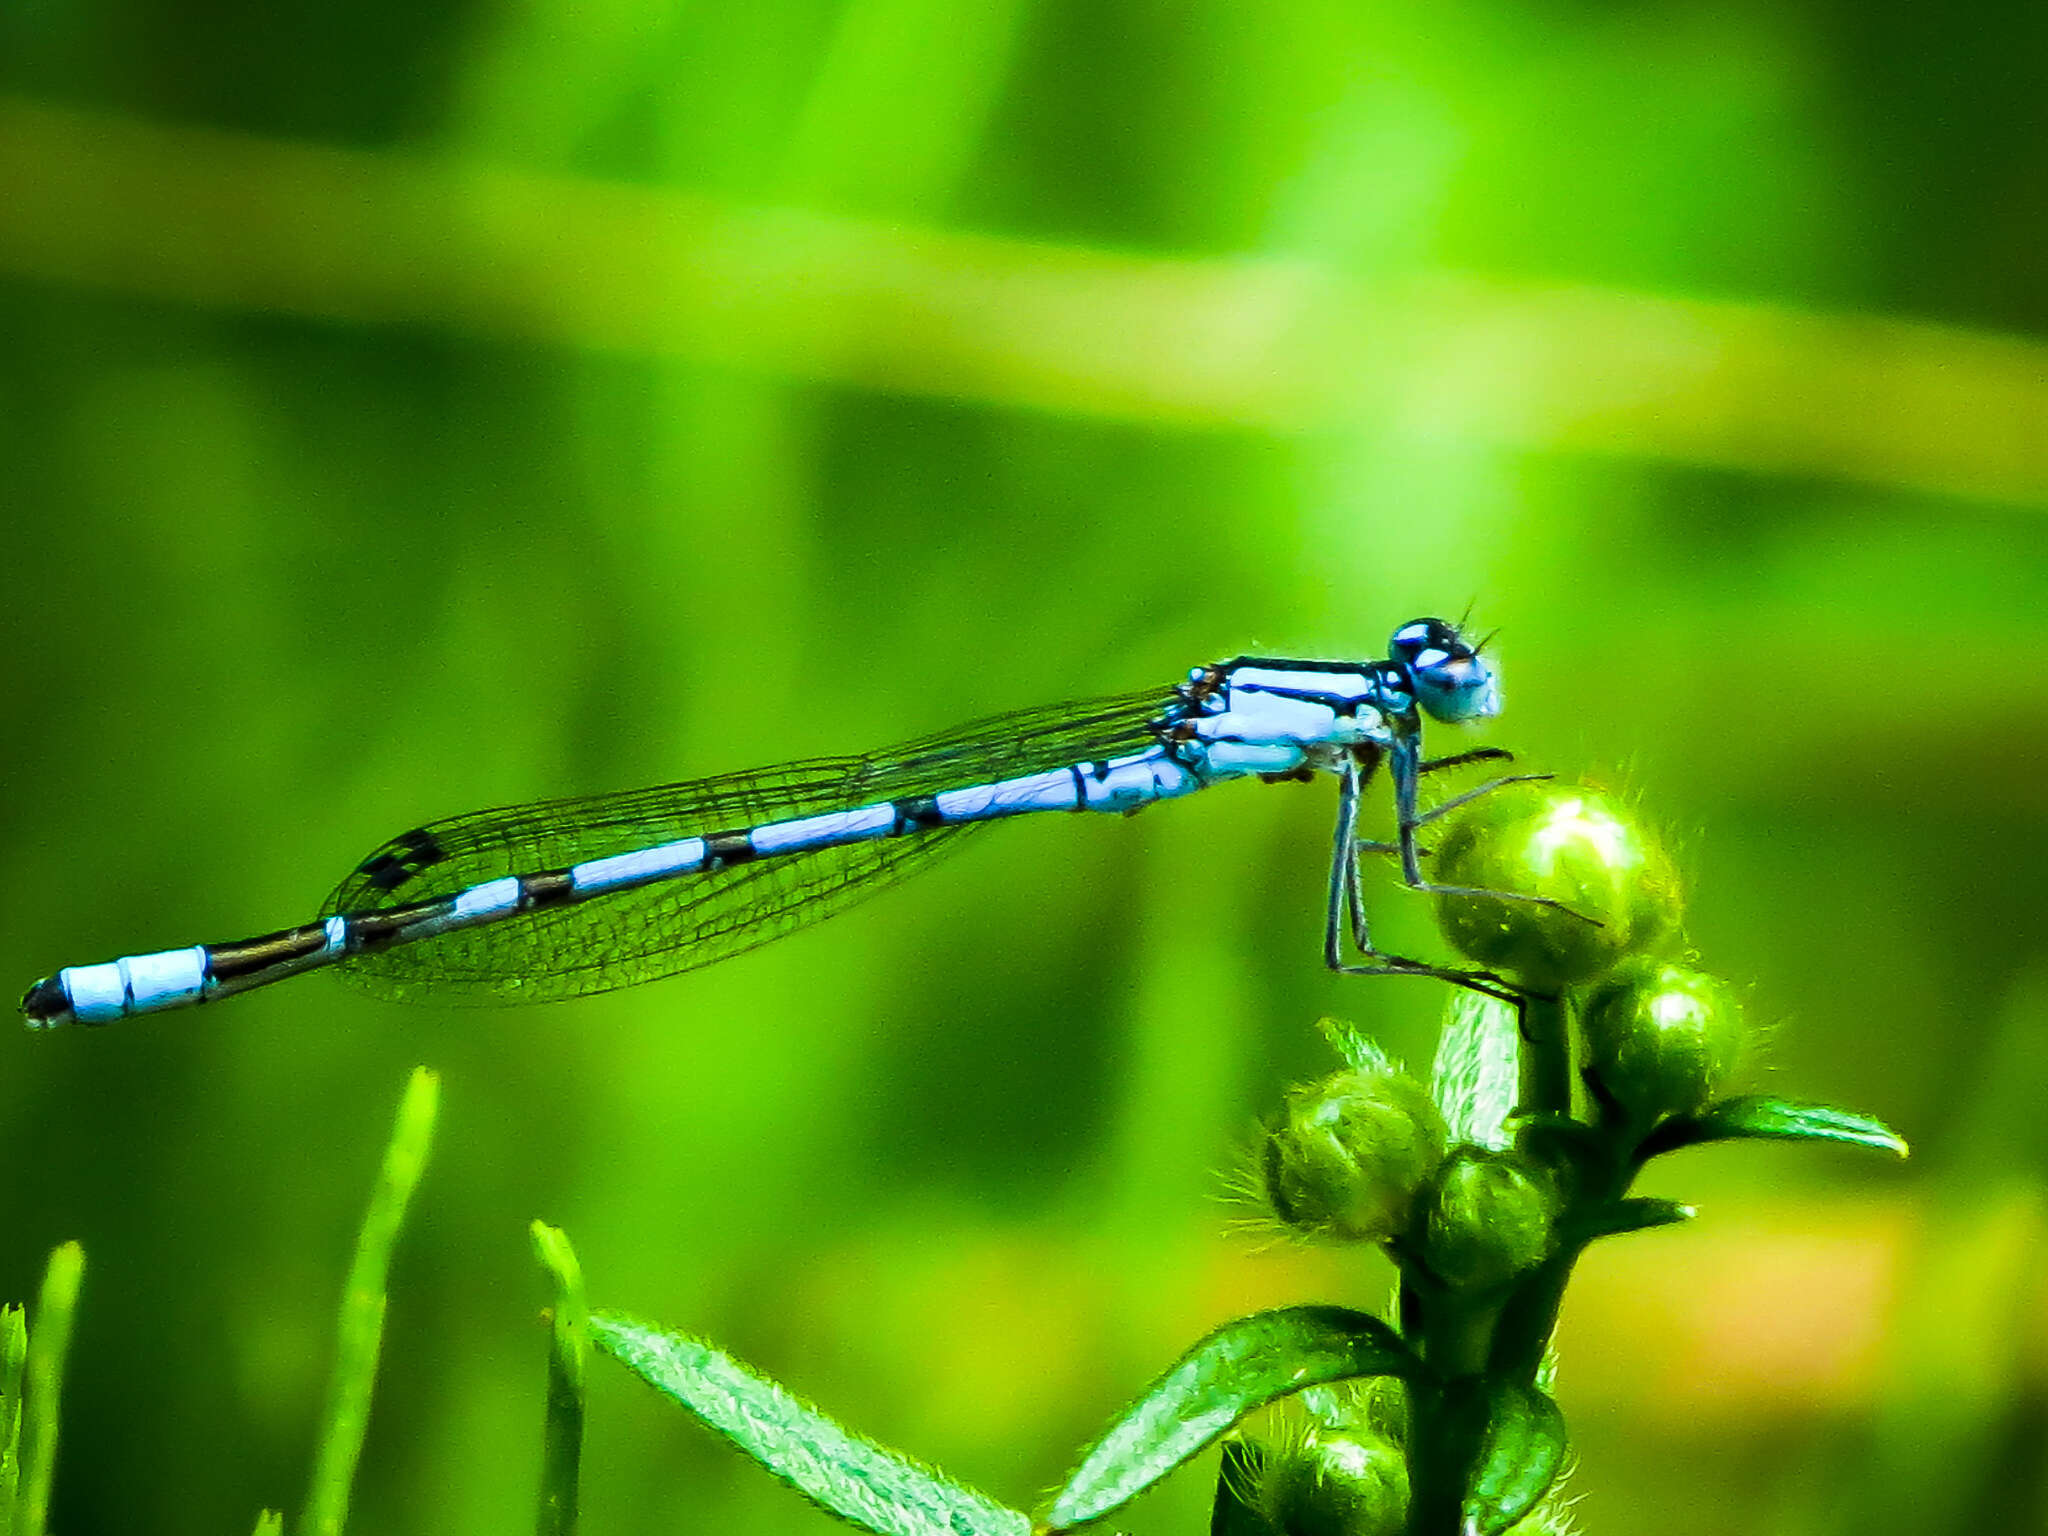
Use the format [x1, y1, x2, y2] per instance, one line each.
[22, 617, 1555, 1029]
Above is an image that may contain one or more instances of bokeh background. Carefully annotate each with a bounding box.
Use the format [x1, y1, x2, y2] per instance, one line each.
[2, 1, 2044, 1532]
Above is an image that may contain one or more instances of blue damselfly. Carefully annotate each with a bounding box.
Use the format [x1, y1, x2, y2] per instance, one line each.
[22, 618, 1551, 1028]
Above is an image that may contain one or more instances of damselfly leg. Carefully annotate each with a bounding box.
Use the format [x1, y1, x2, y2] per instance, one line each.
[1323, 758, 1525, 1006]
[1388, 736, 1605, 928]
[1418, 747, 1516, 775]
[1323, 747, 1596, 1005]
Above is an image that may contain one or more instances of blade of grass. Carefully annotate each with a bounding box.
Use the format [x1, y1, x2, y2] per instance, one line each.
[529, 1222, 588, 1536]
[1, 1303, 26, 1535]
[251, 1512, 284, 1536]
[19, 1243, 83, 1536]
[303, 1068, 440, 1536]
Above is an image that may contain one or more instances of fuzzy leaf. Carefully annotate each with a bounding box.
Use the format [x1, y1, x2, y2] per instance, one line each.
[1460, 1378, 1568, 1535]
[592, 1313, 1028, 1536]
[1431, 992, 1521, 1151]
[1561, 1197, 1694, 1247]
[1045, 1306, 1414, 1530]
[1317, 1016, 1390, 1075]
[1639, 1096, 1908, 1161]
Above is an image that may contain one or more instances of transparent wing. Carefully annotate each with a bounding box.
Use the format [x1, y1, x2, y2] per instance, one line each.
[322, 685, 1175, 1004]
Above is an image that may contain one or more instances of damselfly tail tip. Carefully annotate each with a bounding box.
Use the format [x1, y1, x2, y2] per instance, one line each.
[20, 975, 70, 1030]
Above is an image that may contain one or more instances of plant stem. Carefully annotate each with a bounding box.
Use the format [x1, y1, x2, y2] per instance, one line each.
[1402, 984, 1620, 1532]
[1490, 1138, 1633, 1383]
[1517, 992, 1571, 1120]
[1399, 1262, 1494, 1536]
[1403, 1376, 1486, 1536]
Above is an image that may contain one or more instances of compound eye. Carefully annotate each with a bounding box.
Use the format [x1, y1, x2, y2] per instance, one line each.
[1389, 616, 1463, 665]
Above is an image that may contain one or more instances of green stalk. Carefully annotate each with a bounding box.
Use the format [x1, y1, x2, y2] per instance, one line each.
[18, 1243, 83, 1536]
[304, 1068, 440, 1536]
[1490, 1135, 1632, 1385]
[529, 1222, 588, 1536]
[1516, 992, 1571, 1120]
[1484, 989, 1586, 1385]
[1402, 985, 1590, 1533]
[1402, 1376, 1487, 1536]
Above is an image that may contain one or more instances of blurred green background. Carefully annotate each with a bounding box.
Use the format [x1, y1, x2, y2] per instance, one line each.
[2, 1, 2044, 1532]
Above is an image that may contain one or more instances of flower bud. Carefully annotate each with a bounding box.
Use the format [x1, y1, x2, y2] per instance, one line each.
[1300, 1377, 1409, 1447]
[1581, 958, 1744, 1123]
[1260, 1429, 1409, 1536]
[1430, 782, 1683, 991]
[1353, 1376, 1410, 1447]
[1263, 1065, 1446, 1244]
[1424, 1148, 1558, 1292]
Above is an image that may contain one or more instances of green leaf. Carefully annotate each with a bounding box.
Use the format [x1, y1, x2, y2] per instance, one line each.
[1638, 1096, 1909, 1161]
[1044, 1306, 1414, 1530]
[1459, 1379, 1568, 1536]
[1209, 1437, 1280, 1536]
[590, 1312, 1028, 1536]
[1560, 1197, 1694, 1247]
[1317, 1016, 1390, 1075]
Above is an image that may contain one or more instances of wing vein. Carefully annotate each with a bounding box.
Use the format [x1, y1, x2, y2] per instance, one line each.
[323, 685, 1176, 1003]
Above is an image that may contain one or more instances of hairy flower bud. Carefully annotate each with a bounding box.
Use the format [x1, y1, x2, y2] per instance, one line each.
[1430, 782, 1683, 991]
[1263, 1065, 1446, 1244]
[1424, 1148, 1558, 1292]
[1581, 958, 1745, 1124]
[1260, 1429, 1409, 1536]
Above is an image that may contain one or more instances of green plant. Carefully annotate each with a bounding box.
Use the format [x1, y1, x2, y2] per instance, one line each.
[4, 784, 1907, 1536]
[585, 778, 1905, 1536]
[305, 1068, 440, 1536]
[0, 1074, 436, 1536]
[1, 1241, 82, 1536]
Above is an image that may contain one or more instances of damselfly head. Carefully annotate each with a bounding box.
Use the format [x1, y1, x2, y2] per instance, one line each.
[1389, 617, 1501, 724]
